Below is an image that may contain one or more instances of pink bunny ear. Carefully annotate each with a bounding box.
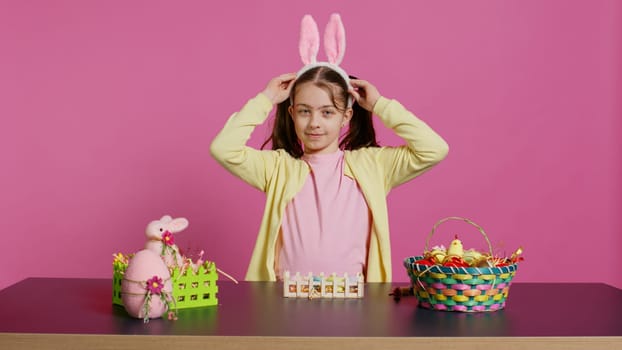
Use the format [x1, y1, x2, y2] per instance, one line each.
[324, 13, 346, 65]
[299, 15, 320, 65]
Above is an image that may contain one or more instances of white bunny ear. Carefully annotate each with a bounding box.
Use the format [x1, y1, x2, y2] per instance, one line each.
[168, 218, 189, 233]
[160, 215, 172, 223]
[299, 15, 320, 65]
[324, 13, 346, 65]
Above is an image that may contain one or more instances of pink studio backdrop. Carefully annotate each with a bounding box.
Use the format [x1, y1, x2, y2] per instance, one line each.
[1, 0, 621, 290]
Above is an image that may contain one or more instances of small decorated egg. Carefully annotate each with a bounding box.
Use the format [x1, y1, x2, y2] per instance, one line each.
[121, 249, 173, 320]
[429, 245, 447, 264]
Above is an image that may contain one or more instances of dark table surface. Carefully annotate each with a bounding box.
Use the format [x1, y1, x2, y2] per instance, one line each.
[1, 278, 621, 338]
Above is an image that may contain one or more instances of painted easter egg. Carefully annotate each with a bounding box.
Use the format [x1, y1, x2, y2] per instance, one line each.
[121, 249, 173, 319]
[429, 247, 447, 264]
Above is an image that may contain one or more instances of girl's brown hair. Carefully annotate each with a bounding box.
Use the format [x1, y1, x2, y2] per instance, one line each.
[262, 66, 379, 158]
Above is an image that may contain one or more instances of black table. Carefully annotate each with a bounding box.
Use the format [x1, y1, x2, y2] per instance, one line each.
[1, 278, 620, 349]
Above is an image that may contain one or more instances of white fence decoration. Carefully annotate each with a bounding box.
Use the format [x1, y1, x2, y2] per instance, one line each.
[283, 271, 364, 298]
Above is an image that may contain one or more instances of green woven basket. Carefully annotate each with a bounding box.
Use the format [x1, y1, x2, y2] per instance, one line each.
[404, 217, 519, 312]
[113, 261, 219, 309]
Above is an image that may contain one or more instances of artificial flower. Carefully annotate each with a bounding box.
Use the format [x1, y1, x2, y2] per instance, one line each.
[146, 275, 164, 295]
[162, 231, 175, 246]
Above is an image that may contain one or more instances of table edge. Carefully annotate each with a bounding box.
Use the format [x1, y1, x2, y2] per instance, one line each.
[1, 333, 621, 350]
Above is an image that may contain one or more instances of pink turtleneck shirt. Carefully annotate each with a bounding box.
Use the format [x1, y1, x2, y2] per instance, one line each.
[276, 150, 371, 279]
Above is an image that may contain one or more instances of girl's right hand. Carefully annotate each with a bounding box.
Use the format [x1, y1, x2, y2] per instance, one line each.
[262, 73, 297, 105]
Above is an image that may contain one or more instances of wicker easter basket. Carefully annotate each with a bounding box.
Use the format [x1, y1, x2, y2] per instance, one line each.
[404, 217, 519, 312]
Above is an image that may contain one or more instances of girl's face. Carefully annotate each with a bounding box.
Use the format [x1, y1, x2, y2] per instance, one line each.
[289, 82, 352, 155]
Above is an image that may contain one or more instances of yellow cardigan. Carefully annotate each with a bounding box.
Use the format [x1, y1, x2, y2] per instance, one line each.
[210, 93, 449, 282]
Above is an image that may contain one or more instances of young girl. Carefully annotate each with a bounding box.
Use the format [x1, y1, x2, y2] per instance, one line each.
[210, 66, 449, 282]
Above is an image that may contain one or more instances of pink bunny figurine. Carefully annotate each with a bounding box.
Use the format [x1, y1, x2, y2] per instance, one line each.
[144, 215, 189, 268]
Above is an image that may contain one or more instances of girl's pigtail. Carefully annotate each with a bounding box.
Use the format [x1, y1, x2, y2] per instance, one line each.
[341, 100, 379, 150]
[262, 101, 304, 158]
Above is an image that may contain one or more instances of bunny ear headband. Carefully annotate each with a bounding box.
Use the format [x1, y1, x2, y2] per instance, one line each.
[297, 13, 353, 106]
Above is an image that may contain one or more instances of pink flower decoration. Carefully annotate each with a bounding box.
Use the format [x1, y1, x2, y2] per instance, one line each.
[146, 276, 164, 295]
[162, 231, 175, 246]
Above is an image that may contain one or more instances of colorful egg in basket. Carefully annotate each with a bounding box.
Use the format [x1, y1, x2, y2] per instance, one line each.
[404, 217, 521, 312]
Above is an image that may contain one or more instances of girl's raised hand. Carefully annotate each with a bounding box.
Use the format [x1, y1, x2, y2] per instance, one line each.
[262, 73, 297, 105]
[349, 79, 381, 112]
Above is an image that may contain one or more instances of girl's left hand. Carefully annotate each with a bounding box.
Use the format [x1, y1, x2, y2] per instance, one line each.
[349, 79, 381, 112]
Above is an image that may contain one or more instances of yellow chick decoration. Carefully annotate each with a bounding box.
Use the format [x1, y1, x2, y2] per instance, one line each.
[462, 249, 483, 266]
[446, 234, 464, 257]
